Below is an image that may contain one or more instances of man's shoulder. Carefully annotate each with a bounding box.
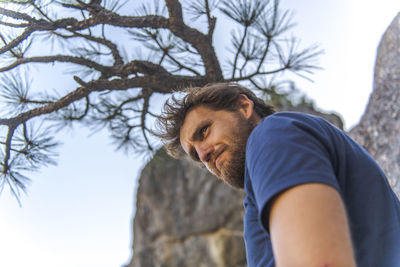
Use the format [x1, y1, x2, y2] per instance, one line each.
[262, 111, 324, 125]
[249, 112, 323, 141]
[246, 111, 341, 159]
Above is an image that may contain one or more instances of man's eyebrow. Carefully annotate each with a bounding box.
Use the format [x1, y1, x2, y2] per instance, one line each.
[189, 119, 210, 142]
[184, 119, 211, 161]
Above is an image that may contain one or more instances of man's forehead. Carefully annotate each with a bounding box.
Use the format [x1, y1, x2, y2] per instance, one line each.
[182, 106, 211, 128]
[181, 108, 201, 135]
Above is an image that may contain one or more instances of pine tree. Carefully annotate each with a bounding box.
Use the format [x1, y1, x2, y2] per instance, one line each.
[0, 0, 321, 200]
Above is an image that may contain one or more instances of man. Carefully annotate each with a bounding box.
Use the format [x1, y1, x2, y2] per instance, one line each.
[155, 83, 400, 267]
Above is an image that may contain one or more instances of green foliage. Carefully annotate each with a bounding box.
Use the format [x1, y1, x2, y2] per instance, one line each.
[220, 0, 266, 27]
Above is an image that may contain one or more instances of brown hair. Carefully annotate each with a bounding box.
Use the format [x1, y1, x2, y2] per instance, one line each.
[155, 83, 275, 158]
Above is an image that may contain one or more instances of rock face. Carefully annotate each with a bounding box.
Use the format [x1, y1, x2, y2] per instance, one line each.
[349, 13, 400, 197]
[127, 14, 400, 267]
[127, 148, 247, 267]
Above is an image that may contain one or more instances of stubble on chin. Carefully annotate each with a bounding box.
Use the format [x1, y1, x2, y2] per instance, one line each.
[220, 141, 246, 189]
[219, 118, 256, 189]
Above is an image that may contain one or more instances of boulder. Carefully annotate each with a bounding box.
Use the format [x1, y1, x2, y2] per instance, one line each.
[127, 148, 246, 267]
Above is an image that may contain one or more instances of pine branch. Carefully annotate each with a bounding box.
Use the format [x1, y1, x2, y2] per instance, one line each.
[228, 66, 288, 82]
[67, 95, 90, 121]
[31, 2, 54, 23]
[0, 21, 29, 27]
[0, 7, 36, 23]
[0, 6, 170, 33]
[101, 94, 144, 120]
[204, 0, 212, 27]
[0, 27, 34, 55]
[140, 89, 152, 151]
[2, 125, 16, 174]
[62, 30, 124, 67]
[165, 0, 223, 81]
[0, 73, 207, 128]
[255, 37, 272, 74]
[0, 55, 111, 73]
[0, 140, 29, 154]
[231, 25, 249, 79]
[151, 34, 201, 76]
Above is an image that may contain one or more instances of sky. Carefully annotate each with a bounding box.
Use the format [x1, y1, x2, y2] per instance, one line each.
[1, 1, 400, 267]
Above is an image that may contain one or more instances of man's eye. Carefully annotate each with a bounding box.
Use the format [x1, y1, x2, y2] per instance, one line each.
[200, 125, 208, 135]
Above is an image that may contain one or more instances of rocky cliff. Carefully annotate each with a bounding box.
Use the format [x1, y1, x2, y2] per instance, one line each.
[127, 13, 400, 267]
[349, 13, 400, 197]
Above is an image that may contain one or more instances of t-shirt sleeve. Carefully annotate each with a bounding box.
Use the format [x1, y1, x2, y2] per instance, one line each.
[243, 195, 275, 266]
[246, 113, 342, 233]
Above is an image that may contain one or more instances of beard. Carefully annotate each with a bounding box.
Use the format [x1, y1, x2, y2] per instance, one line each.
[217, 115, 256, 189]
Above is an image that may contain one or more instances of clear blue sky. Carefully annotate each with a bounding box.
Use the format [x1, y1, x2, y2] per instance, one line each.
[0, 1, 399, 267]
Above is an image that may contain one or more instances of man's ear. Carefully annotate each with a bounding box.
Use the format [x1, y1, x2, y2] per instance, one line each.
[237, 94, 254, 119]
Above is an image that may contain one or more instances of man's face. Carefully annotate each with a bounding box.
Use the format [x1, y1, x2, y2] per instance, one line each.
[179, 105, 256, 189]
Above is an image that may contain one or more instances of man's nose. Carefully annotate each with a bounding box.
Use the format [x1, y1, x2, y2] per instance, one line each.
[196, 143, 214, 163]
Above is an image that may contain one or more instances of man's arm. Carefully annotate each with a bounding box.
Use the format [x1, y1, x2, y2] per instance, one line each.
[268, 183, 357, 267]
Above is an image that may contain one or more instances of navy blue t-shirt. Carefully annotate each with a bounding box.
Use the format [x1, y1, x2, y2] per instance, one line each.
[244, 112, 400, 267]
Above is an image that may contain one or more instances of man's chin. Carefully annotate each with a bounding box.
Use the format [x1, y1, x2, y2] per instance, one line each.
[220, 173, 244, 190]
[225, 179, 245, 190]
[206, 166, 220, 178]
